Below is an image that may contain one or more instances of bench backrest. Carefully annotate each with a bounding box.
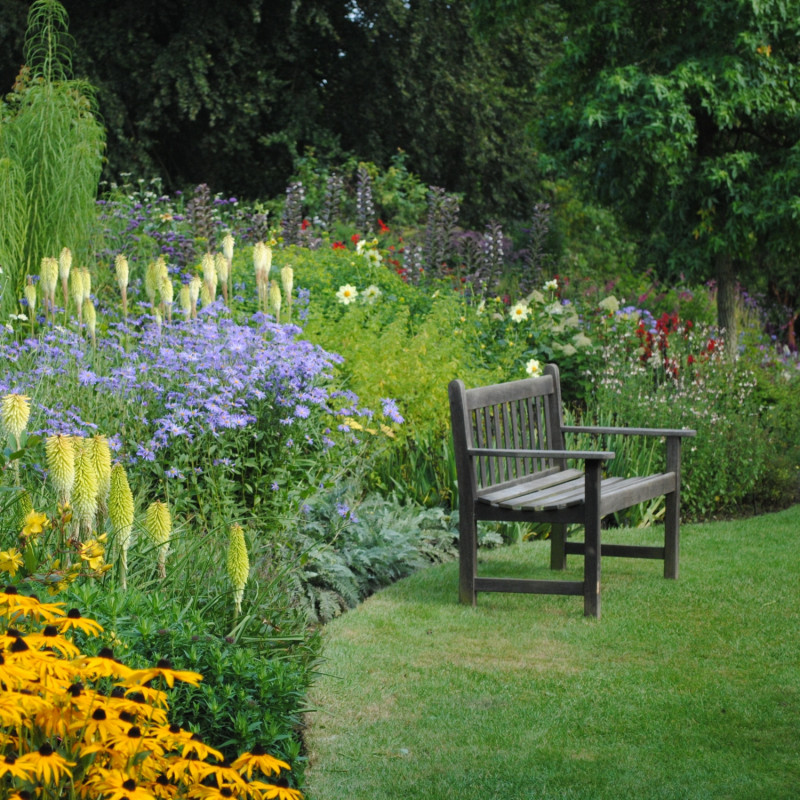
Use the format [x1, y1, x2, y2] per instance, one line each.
[449, 364, 567, 501]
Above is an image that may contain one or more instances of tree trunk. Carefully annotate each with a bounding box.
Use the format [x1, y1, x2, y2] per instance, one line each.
[716, 252, 737, 358]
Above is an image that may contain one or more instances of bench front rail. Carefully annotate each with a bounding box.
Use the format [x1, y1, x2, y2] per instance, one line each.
[449, 365, 696, 618]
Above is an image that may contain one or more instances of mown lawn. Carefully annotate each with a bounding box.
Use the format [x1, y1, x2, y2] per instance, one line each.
[305, 506, 800, 800]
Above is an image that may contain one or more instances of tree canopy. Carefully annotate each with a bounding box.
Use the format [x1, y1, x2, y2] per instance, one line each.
[0, 0, 560, 223]
[535, 0, 800, 346]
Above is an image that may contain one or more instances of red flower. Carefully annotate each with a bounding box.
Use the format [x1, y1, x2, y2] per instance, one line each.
[332, 241, 346, 250]
[378, 219, 390, 234]
[301, 218, 310, 230]
[707, 339, 716, 353]
[351, 233, 360, 244]
[688, 354, 695, 365]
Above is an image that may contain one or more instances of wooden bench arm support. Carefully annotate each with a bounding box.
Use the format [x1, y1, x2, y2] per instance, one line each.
[562, 425, 697, 439]
[467, 447, 615, 462]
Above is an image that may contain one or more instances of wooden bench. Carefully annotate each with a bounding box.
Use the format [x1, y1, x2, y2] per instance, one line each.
[448, 364, 696, 618]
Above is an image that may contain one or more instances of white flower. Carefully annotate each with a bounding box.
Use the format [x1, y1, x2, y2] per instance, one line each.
[545, 302, 563, 315]
[525, 359, 542, 377]
[476, 300, 486, 315]
[363, 285, 382, 304]
[559, 343, 578, 356]
[573, 332, 593, 349]
[336, 284, 359, 305]
[509, 302, 529, 323]
[365, 249, 383, 267]
[356, 240, 367, 255]
[544, 278, 558, 291]
[598, 295, 620, 314]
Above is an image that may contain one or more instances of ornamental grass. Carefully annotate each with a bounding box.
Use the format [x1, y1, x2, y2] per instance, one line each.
[0, 586, 301, 799]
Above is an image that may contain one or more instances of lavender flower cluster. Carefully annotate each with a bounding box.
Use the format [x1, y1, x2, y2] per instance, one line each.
[0, 304, 387, 466]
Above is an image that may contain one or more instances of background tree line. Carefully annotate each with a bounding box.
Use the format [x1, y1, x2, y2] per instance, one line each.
[0, 0, 561, 225]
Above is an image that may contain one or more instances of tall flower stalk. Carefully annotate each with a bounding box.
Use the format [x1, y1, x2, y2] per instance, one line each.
[0, 0, 105, 318]
[108, 462, 134, 589]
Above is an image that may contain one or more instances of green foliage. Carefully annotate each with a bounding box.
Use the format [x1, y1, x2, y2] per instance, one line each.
[292, 150, 430, 229]
[286, 485, 457, 623]
[65, 581, 317, 782]
[0, 0, 104, 316]
[585, 312, 786, 518]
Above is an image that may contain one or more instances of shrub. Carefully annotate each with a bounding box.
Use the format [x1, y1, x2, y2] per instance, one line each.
[585, 310, 775, 519]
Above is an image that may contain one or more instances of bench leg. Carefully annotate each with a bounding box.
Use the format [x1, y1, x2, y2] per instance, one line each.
[583, 461, 602, 618]
[664, 491, 679, 579]
[459, 513, 478, 606]
[664, 437, 682, 580]
[550, 523, 567, 570]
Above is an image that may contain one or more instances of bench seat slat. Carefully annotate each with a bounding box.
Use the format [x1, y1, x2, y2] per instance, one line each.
[477, 468, 584, 504]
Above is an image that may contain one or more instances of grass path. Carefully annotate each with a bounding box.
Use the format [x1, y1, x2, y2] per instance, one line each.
[304, 506, 800, 800]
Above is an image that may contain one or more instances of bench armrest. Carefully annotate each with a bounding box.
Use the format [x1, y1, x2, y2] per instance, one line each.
[562, 425, 697, 438]
[467, 447, 615, 461]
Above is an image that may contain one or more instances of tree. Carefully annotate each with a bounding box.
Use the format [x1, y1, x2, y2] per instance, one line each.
[536, 0, 800, 352]
[0, 0, 559, 224]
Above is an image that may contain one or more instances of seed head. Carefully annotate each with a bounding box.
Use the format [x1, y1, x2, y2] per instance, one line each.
[1, 394, 30, 440]
[215, 251, 229, 283]
[269, 282, 281, 318]
[23, 281, 36, 315]
[227, 524, 249, 613]
[58, 247, 72, 281]
[222, 233, 234, 262]
[72, 438, 99, 534]
[281, 265, 294, 303]
[88, 435, 112, 506]
[46, 435, 75, 503]
[115, 254, 129, 291]
[145, 501, 171, 578]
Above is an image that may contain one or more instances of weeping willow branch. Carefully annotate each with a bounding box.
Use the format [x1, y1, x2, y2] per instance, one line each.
[0, 0, 105, 318]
